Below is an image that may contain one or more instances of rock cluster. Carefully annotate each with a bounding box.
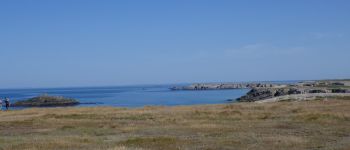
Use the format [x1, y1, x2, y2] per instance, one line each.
[13, 95, 80, 107]
[237, 88, 303, 102]
[171, 80, 350, 102]
[237, 87, 350, 102]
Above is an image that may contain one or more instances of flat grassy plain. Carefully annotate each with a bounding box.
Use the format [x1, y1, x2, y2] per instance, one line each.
[0, 99, 350, 150]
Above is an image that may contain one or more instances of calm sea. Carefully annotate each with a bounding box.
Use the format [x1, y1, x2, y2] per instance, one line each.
[0, 85, 250, 108]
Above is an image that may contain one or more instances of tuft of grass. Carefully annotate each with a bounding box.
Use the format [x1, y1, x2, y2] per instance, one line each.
[290, 107, 304, 113]
[118, 137, 188, 150]
[294, 113, 349, 122]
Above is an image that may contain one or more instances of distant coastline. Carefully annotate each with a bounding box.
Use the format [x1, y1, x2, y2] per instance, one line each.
[171, 79, 350, 103]
[1, 85, 247, 108]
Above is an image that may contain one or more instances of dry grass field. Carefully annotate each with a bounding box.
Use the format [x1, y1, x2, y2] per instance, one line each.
[0, 99, 350, 150]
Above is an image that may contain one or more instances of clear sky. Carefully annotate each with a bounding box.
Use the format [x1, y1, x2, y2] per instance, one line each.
[0, 0, 349, 88]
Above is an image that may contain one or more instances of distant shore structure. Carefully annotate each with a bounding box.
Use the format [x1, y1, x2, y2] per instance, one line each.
[170, 82, 285, 90]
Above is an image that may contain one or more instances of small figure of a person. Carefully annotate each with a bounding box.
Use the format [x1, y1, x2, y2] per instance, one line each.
[4, 97, 10, 111]
[0, 98, 2, 111]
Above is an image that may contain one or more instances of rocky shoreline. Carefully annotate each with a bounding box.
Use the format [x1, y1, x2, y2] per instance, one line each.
[237, 80, 350, 102]
[170, 83, 285, 90]
[171, 80, 350, 102]
[237, 87, 350, 102]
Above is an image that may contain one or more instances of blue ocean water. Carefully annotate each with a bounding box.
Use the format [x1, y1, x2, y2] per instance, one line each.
[0, 85, 250, 108]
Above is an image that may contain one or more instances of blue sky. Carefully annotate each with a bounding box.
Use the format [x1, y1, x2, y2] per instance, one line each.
[0, 0, 349, 88]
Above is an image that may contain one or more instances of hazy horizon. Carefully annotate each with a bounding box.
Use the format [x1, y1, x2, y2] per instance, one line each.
[1, 0, 350, 88]
[1, 78, 348, 90]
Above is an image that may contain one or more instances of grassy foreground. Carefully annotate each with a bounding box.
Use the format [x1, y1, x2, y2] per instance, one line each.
[1, 100, 350, 150]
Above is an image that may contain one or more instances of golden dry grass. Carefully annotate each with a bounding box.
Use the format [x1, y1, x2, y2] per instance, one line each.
[0, 99, 350, 150]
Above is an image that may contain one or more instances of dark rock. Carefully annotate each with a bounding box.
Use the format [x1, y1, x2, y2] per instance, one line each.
[331, 89, 347, 93]
[308, 89, 327, 93]
[238, 88, 305, 102]
[331, 82, 345, 86]
[274, 89, 288, 97]
[237, 88, 275, 102]
[13, 95, 79, 107]
[288, 88, 302, 95]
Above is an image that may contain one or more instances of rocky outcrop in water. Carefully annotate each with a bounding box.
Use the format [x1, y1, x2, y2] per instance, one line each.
[13, 95, 80, 107]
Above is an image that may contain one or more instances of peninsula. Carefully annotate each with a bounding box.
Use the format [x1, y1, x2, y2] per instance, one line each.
[237, 80, 350, 102]
[171, 80, 350, 102]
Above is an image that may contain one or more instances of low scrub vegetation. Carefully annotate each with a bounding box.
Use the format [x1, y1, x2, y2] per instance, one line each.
[0, 99, 350, 150]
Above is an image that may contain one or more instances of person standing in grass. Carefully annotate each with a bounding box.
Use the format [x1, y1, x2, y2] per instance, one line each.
[4, 97, 10, 111]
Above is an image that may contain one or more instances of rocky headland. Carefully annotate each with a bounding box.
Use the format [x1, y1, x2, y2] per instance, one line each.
[171, 80, 350, 102]
[237, 80, 350, 102]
